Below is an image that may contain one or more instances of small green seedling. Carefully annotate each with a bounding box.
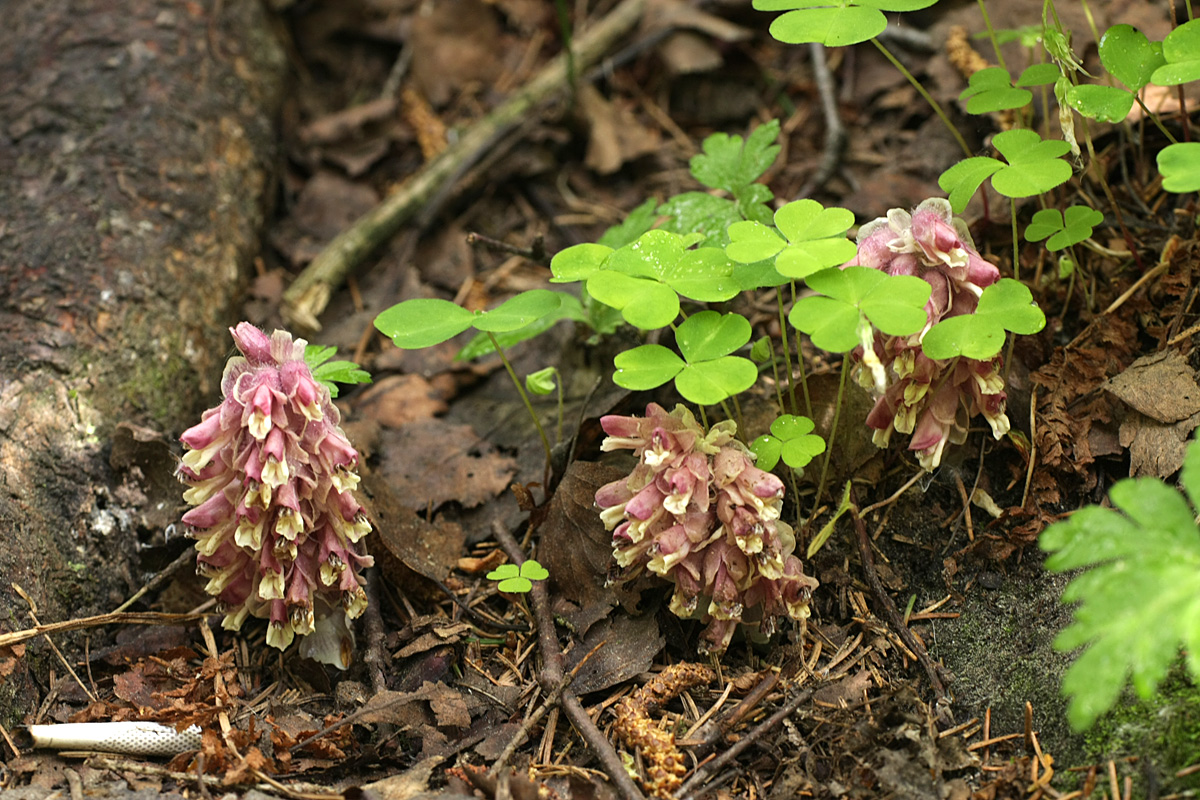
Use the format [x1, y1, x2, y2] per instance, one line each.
[613, 311, 757, 405]
[726, 199, 858, 280]
[749, 414, 826, 471]
[1149, 18, 1200, 86]
[1040, 438, 1200, 731]
[921, 279, 1046, 360]
[753, 0, 938, 47]
[939, 128, 1074, 213]
[304, 345, 372, 398]
[1066, 24, 1165, 124]
[487, 560, 550, 593]
[1025, 205, 1104, 251]
[1158, 143, 1200, 193]
[788, 267, 931, 353]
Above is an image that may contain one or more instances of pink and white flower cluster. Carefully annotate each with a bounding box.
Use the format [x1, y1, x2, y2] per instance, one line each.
[849, 198, 1010, 471]
[178, 323, 372, 664]
[595, 404, 818, 654]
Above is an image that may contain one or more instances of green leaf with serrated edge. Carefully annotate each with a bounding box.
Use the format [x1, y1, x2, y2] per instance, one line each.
[989, 129, 1073, 198]
[939, 157, 1004, 214]
[1099, 24, 1164, 91]
[551, 243, 613, 282]
[526, 367, 557, 396]
[586, 272, 679, 330]
[376, 298, 476, 348]
[1026, 206, 1103, 251]
[1158, 142, 1200, 193]
[473, 290, 564, 333]
[1014, 62, 1061, 87]
[921, 279, 1045, 360]
[676, 311, 751, 363]
[726, 221, 787, 263]
[734, 183, 776, 226]
[1065, 84, 1134, 123]
[689, 120, 781, 193]
[1040, 441, 1200, 729]
[520, 560, 549, 580]
[598, 198, 660, 249]
[310, 361, 371, 398]
[675, 357, 758, 405]
[768, 7, 886, 47]
[750, 435, 783, 471]
[457, 294, 587, 360]
[612, 344, 684, 390]
[304, 345, 337, 369]
[1150, 19, 1200, 86]
[663, 248, 741, 302]
[658, 193, 740, 246]
[960, 67, 1031, 114]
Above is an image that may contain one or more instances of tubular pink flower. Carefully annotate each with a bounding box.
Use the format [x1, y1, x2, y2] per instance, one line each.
[179, 324, 373, 667]
[845, 198, 1012, 470]
[597, 404, 817, 654]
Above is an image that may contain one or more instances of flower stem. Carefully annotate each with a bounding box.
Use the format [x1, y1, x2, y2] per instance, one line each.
[810, 356, 849, 526]
[487, 332, 554, 487]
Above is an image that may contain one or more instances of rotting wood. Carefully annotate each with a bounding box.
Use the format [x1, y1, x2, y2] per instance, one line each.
[282, 0, 649, 331]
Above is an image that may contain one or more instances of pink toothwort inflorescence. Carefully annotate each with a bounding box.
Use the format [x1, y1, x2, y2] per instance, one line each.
[178, 323, 373, 666]
[848, 198, 1010, 471]
[595, 404, 818, 654]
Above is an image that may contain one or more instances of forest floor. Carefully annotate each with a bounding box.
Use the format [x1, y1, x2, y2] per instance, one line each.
[5, 0, 1200, 798]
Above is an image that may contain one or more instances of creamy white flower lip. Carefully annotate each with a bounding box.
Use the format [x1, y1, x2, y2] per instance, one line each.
[24, 722, 202, 756]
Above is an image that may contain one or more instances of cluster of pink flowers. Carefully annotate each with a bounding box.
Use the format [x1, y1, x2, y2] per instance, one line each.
[849, 198, 1010, 470]
[178, 323, 372, 666]
[595, 404, 818, 654]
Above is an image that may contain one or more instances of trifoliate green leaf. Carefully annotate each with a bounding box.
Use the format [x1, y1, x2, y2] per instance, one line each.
[550, 243, 613, 282]
[921, 278, 1045, 360]
[472, 290, 566, 333]
[789, 268, 929, 352]
[989, 128, 1074, 198]
[1065, 84, 1134, 123]
[938, 157, 1005, 214]
[1158, 142, 1200, 193]
[375, 298, 475, 348]
[674, 356, 759, 405]
[959, 66, 1032, 114]
[1025, 206, 1104, 251]
[1150, 19, 1200, 85]
[613, 344, 684, 390]
[1099, 24, 1164, 91]
[457, 293, 587, 361]
[675, 311, 751, 363]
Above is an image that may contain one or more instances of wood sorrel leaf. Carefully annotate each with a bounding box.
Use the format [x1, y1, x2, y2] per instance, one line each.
[674, 356, 758, 405]
[375, 298, 475, 348]
[1014, 62, 1061, 87]
[1025, 206, 1104, 251]
[988, 129, 1073, 198]
[921, 278, 1045, 360]
[675, 311, 751, 363]
[1099, 24, 1164, 91]
[770, 414, 825, 468]
[587, 271, 679, 329]
[789, 268, 929, 352]
[550, 243, 613, 282]
[726, 221, 786, 264]
[749, 434, 783, 470]
[1150, 19, 1200, 85]
[1158, 142, 1200, 193]
[1065, 84, 1135, 123]
[729, 199, 857, 279]
[938, 157, 1004, 214]
[1039, 439, 1200, 730]
[473, 290, 565, 332]
[457, 294, 587, 361]
[661, 248, 741, 302]
[613, 344, 684, 390]
[959, 66, 1032, 114]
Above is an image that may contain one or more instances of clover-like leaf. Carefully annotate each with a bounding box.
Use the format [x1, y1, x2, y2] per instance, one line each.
[676, 311, 751, 363]
[1014, 62, 1061, 87]
[1099, 24, 1165, 91]
[938, 157, 1005, 214]
[689, 119, 781, 193]
[1149, 18, 1200, 86]
[586, 271, 680, 330]
[771, 414, 826, 469]
[661, 247, 742, 302]
[789, 268, 930, 352]
[989, 128, 1074, 198]
[1065, 84, 1135, 123]
[726, 221, 787, 264]
[305, 345, 371, 398]
[749, 434, 784, 470]
[457, 294, 587, 361]
[613, 344, 684, 391]
[921, 278, 1046, 360]
[375, 298, 476, 349]
[728, 200, 857, 279]
[1039, 439, 1200, 730]
[551, 243, 613, 283]
[960, 66, 1032, 114]
[526, 367, 557, 396]
[1025, 206, 1104, 251]
[1158, 142, 1200, 193]
[755, 0, 937, 46]
[487, 559, 550, 593]
[675, 356, 759, 405]
[473, 290, 566, 333]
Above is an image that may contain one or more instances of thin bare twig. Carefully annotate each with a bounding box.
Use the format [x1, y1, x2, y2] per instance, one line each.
[492, 521, 646, 800]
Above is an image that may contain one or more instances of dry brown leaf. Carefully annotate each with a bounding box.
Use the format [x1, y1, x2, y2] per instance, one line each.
[353, 374, 448, 429]
[378, 418, 518, 509]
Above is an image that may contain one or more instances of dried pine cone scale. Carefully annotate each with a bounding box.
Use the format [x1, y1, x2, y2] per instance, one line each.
[178, 323, 373, 667]
[596, 403, 817, 654]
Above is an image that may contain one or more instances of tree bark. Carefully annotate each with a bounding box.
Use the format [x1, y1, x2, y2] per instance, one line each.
[0, 0, 284, 722]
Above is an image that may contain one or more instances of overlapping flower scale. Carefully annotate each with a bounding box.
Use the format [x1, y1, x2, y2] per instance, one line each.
[178, 323, 373, 666]
[848, 198, 1009, 470]
[595, 404, 818, 654]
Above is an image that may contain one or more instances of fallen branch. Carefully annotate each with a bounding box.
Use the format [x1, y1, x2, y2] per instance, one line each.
[0, 612, 209, 649]
[282, 0, 648, 330]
